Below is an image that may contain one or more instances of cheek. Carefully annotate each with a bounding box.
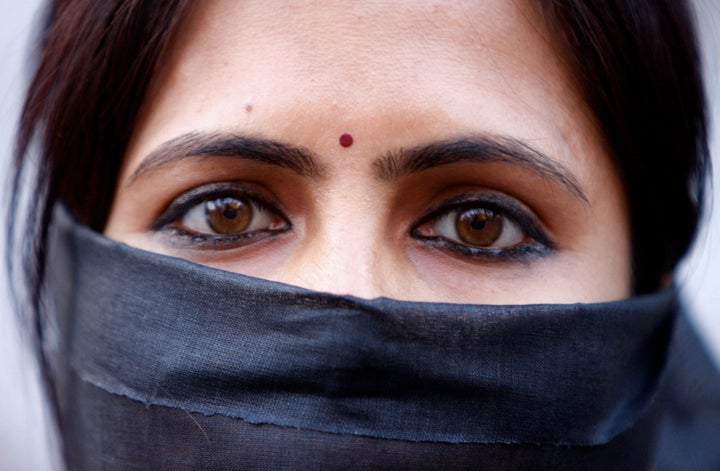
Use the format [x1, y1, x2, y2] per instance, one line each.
[402, 245, 630, 305]
[576, 202, 633, 300]
[578, 152, 633, 299]
[397, 177, 632, 304]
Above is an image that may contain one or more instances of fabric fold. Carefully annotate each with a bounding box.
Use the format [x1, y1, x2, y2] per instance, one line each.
[46, 205, 676, 449]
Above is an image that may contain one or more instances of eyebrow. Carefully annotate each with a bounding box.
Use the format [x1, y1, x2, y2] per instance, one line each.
[129, 131, 588, 204]
[374, 136, 588, 204]
[129, 131, 324, 183]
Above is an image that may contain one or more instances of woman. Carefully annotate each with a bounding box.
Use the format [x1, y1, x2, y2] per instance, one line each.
[10, 0, 719, 469]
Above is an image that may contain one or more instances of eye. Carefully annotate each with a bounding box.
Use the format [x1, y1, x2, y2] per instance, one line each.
[182, 196, 278, 235]
[411, 194, 555, 261]
[152, 183, 290, 249]
[424, 207, 524, 248]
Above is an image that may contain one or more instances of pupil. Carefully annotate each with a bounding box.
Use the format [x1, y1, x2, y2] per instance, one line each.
[205, 197, 251, 234]
[471, 217, 486, 230]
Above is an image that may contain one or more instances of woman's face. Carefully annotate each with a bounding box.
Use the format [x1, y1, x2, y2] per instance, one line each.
[105, 0, 631, 303]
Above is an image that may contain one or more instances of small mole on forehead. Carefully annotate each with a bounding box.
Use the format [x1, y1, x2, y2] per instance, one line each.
[339, 133, 354, 147]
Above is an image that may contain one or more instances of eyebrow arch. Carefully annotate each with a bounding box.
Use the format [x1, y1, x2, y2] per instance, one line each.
[373, 136, 589, 204]
[128, 131, 324, 184]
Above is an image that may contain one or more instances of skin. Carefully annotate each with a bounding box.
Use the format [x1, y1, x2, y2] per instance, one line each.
[105, 0, 632, 304]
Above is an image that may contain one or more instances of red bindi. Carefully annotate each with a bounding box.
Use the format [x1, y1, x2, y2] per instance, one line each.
[339, 133, 354, 147]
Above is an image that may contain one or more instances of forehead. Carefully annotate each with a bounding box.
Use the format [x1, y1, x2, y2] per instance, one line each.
[118, 0, 626, 226]
[173, 0, 555, 86]
[130, 0, 587, 159]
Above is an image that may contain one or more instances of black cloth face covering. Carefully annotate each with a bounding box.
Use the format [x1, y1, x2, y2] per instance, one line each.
[44, 205, 720, 470]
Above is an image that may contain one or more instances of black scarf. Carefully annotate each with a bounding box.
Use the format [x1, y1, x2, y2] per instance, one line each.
[45, 206, 720, 470]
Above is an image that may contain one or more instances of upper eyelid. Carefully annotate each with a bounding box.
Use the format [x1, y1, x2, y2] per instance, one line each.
[415, 193, 533, 226]
[412, 193, 556, 249]
[149, 183, 288, 231]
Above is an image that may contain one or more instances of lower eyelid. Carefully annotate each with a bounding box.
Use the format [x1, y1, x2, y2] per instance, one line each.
[418, 236, 551, 264]
[157, 223, 290, 250]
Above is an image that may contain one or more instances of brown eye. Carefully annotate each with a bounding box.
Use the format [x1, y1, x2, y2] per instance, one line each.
[206, 197, 251, 234]
[455, 208, 504, 246]
[415, 204, 525, 249]
[178, 194, 286, 236]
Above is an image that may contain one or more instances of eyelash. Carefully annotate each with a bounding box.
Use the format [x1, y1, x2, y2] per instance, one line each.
[151, 184, 555, 261]
[410, 193, 556, 263]
[151, 183, 291, 249]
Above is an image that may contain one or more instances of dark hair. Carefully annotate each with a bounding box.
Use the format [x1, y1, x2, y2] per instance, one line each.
[7, 0, 191, 446]
[10, 0, 190, 331]
[7, 0, 709, 436]
[539, 0, 709, 293]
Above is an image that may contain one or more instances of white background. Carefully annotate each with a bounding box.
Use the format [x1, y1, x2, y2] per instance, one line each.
[1, 2, 718, 470]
